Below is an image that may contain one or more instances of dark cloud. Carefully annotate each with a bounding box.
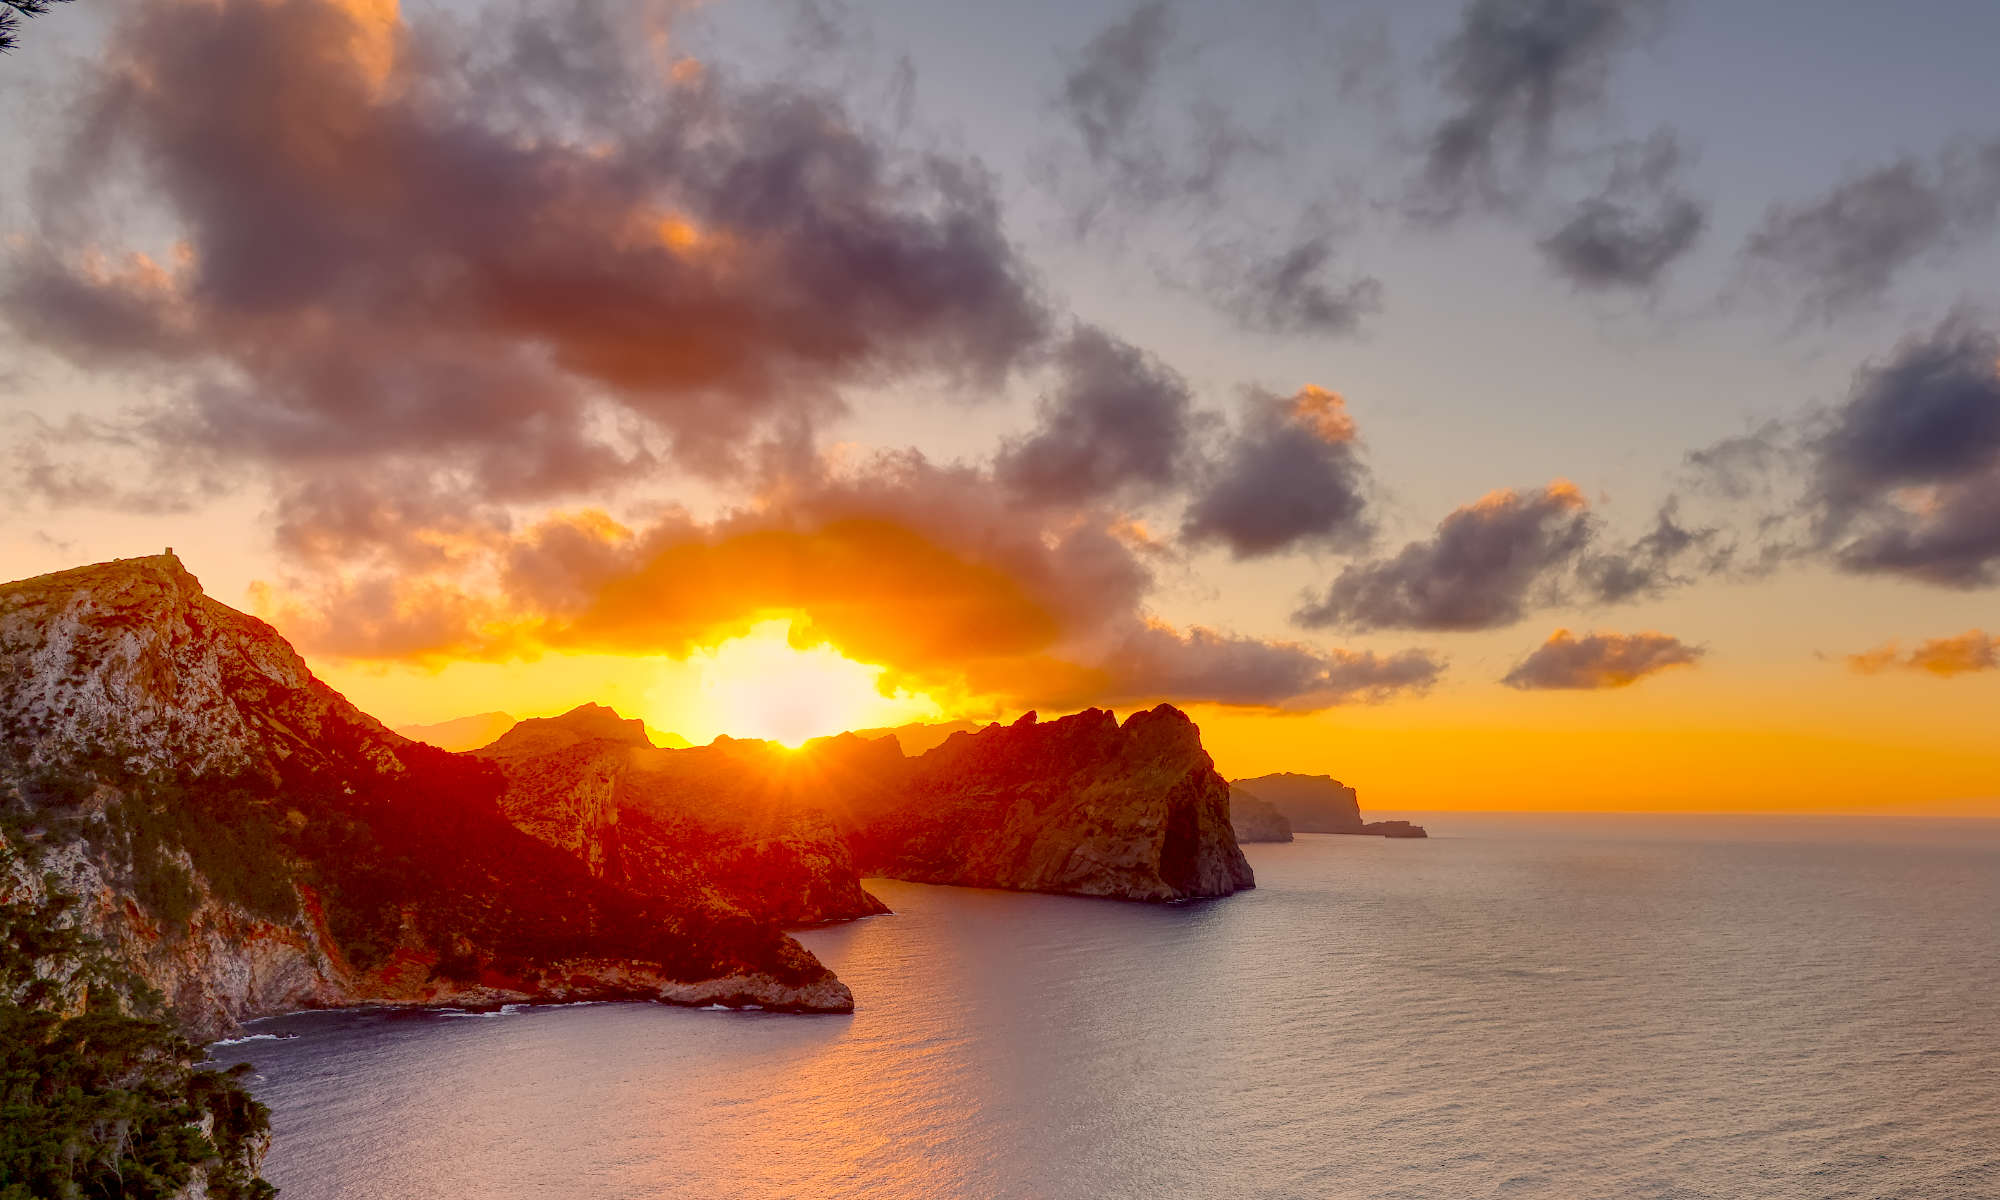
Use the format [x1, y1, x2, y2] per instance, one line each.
[1501, 628, 1702, 690]
[1046, 1, 1271, 234]
[1295, 481, 1594, 631]
[1059, 1, 1175, 166]
[1811, 317, 2000, 586]
[995, 326, 1195, 504]
[1577, 499, 1725, 603]
[1090, 624, 1443, 710]
[1208, 234, 1384, 337]
[1539, 132, 1705, 289]
[1682, 422, 1796, 503]
[1744, 140, 2000, 319]
[1414, 0, 1666, 217]
[1846, 630, 2000, 678]
[1, 0, 1050, 551]
[1181, 386, 1374, 559]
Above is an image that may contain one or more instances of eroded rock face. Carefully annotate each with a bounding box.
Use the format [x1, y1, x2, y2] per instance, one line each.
[478, 713, 890, 926]
[1228, 787, 1294, 843]
[0, 555, 852, 1038]
[849, 706, 1254, 901]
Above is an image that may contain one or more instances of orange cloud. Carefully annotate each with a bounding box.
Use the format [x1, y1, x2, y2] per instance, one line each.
[1286, 385, 1357, 444]
[1847, 630, 2000, 677]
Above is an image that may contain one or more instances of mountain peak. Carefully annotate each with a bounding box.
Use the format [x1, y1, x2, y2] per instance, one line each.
[1, 551, 389, 776]
[479, 702, 654, 757]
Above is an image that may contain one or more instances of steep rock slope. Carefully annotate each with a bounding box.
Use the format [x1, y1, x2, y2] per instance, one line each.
[1227, 786, 1294, 843]
[848, 706, 1254, 901]
[0, 555, 851, 1038]
[478, 711, 889, 926]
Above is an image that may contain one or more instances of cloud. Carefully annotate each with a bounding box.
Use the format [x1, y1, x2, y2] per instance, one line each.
[1413, 0, 1666, 217]
[1, 0, 1050, 547]
[1539, 132, 1705, 289]
[995, 326, 1196, 503]
[1207, 234, 1384, 337]
[1743, 139, 2000, 319]
[1045, 1, 1270, 234]
[260, 449, 1440, 713]
[1501, 628, 1702, 689]
[1811, 316, 2000, 586]
[1295, 481, 1593, 630]
[1059, 1, 1174, 167]
[1295, 481, 1722, 631]
[1846, 630, 2000, 678]
[1576, 498, 1726, 603]
[1090, 623, 1443, 709]
[1181, 386, 1374, 559]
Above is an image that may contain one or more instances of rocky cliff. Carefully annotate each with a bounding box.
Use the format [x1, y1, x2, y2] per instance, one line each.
[1227, 786, 1294, 842]
[1229, 772, 1427, 838]
[0, 554, 852, 1041]
[847, 706, 1254, 901]
[478, 710, 889, 926]
[1231, 773, 1364, 833]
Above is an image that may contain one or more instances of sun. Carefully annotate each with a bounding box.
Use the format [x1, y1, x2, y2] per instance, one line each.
[650, 619, 944, 747]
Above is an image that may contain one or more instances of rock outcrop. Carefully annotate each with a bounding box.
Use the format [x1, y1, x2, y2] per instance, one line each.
[1228, 786, 1294, 842]
[478, 711, 890, 926]
[1361, 820, 1428, 838]
[1231, 773, 1364, 833]
[847, 706, 1254, 901]
[0, 554, 852, 1039]
[1229, 772, 1427, 838]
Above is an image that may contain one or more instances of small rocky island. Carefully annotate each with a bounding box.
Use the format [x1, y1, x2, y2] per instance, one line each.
[1230, 773, 1428, 841]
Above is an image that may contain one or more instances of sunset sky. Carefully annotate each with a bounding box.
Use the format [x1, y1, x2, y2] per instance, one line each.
[4, 0, 1998, 814]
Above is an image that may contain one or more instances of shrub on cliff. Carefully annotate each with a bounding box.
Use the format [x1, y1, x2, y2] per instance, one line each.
[0, 873, 276, 1199]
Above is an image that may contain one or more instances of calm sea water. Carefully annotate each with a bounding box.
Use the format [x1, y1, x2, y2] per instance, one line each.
[214, 815, 2000, 1199]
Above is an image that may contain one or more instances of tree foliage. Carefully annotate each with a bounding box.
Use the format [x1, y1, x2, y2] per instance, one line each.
[0, 0, 74, 54]
[0, 864, 277, 1198]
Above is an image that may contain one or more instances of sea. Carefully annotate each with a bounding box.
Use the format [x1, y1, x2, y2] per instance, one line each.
[211, 814, 2000, 1199]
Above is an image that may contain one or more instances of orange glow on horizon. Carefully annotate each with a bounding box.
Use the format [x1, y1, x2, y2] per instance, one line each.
[647, 619, 945, 747]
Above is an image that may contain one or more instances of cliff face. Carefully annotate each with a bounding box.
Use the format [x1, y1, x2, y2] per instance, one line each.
[1228, 773, 1428, 838]
[1228, 786, 1294, 843]
[1229, 772, 1364, 833]
[0, 555, 851, 1039]
[848, 706, 1254, 901]
[478, 713, 889, 926]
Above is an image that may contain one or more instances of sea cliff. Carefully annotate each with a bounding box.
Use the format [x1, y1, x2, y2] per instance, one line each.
[0, 554, 853, 1043]
[847, 707, 1254, 901]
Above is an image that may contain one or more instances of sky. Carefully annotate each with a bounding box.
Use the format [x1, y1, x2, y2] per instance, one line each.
[2, 0, 1998, 814]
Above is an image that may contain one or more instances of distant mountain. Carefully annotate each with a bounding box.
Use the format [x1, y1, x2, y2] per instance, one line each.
[397, 709, 688, 752]
[0, 553, 853, 1046]
[394, 711, 517, 751]
[849, 718, 979, 756]
[1230, 773, 1426, 838]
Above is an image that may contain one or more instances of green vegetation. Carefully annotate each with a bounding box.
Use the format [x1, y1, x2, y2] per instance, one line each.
[0, 871, 277, 1199]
